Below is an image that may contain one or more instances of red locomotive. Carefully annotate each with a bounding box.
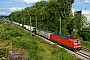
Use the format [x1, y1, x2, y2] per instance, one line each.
[50, 33, 82, 51]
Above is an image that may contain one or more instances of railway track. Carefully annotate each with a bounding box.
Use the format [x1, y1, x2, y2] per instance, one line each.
[73, 47, 90, 60]
[75, 51, 90, 60]
[82, 47, 90, 53]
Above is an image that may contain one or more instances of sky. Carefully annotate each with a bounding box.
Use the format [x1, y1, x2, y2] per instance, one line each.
[0, 0, 90, 15]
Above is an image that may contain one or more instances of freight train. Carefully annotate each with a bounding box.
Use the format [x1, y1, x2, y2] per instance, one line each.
[12, 21, 82, 51]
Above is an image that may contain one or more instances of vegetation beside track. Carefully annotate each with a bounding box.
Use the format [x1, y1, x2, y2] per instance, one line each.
[77, 35, 90, 49]
[0, 21, 77, 60]
[81, 41, 90, 49]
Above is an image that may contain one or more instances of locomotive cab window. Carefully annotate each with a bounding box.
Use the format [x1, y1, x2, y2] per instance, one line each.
[75, 40, 80, 44]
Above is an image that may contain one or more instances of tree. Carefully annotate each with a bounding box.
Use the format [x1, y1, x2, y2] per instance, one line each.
[67, 14, 87, 37]
[78, 27, 90, 41]
[9, 0, 74, 36]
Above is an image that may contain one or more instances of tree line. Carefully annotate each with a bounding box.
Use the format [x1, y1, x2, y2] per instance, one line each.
[9, 0, 90, 42]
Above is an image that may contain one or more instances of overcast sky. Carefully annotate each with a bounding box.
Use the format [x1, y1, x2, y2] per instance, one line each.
[0, 0, 90, 15]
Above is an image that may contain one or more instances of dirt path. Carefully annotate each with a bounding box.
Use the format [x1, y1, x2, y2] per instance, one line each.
[8, 49, 29, 60]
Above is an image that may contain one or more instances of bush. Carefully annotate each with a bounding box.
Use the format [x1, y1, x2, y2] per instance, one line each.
[0, 20, 4, 24]
[0, 23, 25, 40]
[78, 28, 90, 42]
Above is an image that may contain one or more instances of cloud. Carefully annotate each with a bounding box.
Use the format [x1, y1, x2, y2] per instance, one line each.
[0, 8, 7, 9]
[0, 12, 6, 15]
[0, 2, 11, 4]
[23, 0, 41, 3]
[9, 7, 25, 11]
[10, 0, 22, 2]
[12, 0, 48, 3]
[84, 0, 90, 3]
[80, 0, 90, 4]
[10, 0, 41, 3]
[75, 0, 90, 5]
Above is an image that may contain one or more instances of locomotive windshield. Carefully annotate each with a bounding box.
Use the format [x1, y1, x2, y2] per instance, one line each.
[75, 40, 80, 44]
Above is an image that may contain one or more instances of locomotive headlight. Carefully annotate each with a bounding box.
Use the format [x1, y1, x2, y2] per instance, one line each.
[74, 46, 76, 48]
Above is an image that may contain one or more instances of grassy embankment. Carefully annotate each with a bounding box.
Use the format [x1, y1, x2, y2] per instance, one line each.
[0, 20, 77, 60]
[81, 41, 90, 49]
[78, 36, 90, 49]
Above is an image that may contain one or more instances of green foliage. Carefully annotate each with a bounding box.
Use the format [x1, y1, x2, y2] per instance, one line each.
[0, 20, 4, 24]
[67, 14, 87, 37]
[78, 27, 90, 42]
[0, 23, 25, 40]
[0, 48, 8, 59]
[9, 0, 74, 35]
[81, 41, 90, 49]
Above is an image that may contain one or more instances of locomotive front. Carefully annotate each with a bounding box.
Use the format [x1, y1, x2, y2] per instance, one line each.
[72, 39, 82, 51]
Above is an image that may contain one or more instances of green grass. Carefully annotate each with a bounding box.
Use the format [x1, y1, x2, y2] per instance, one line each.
[0, 21, 77, 60]
[0, 20, 4, 24]
[0, 48, 8, 60]
[78, 36, 90, 49]
[81, 41, 90, 49]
